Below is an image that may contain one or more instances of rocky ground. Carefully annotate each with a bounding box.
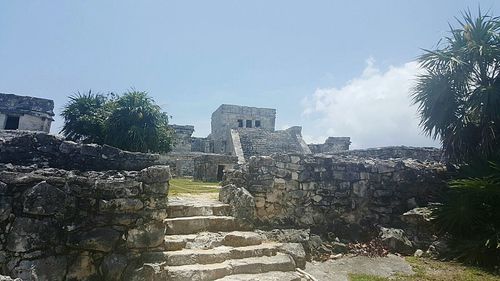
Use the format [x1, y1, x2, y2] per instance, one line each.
[305, 254, 413, 281]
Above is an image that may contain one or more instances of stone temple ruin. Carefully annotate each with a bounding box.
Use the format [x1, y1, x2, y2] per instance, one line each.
[168, 104, 352, 181]
[0, 94, 448, 280]
[0, 93, 54, 133]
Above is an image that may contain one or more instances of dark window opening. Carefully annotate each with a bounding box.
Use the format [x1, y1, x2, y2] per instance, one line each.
[255, 120, 261, 128]
[237, 119, 243, 127]
[4, 116, 20, 130]
[217, 165, 225, 181]
[246, 120, 252, 128]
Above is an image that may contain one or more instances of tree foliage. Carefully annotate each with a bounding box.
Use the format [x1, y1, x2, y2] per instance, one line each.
[105, 91, 172, 153]
[412, 10, 500, 163]
[60, 91, 112, 144]
[414, 10, 500, 267]
[60, 90, 172, 153]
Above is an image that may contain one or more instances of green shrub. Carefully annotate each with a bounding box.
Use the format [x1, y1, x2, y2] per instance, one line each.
[433, 162, 500, 267]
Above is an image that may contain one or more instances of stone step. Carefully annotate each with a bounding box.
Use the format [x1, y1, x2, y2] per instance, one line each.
[142, 242, 281, 266]
[164, 216, 241, 235]
[168, 199, 232, 218]
[214, 271, 304, 281]
[164, 231, 264, 251]
[166, 253, 296, 281]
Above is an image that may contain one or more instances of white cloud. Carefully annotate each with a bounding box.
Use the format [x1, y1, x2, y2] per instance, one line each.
[302, 59, 439, 149]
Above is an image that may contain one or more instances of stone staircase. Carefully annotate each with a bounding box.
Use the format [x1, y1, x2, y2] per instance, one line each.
[135, 196, 306, 281]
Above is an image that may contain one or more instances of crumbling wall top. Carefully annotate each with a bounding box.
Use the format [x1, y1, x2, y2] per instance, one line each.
[0, 93, 54, 117]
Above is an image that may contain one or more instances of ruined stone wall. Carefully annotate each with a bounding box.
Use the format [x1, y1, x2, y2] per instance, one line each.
[193, 154, 238, 182]
[169, 125, 194, 153]
[0, 93, 54, 133]
[335, 146, 443, 162]
[0, 164, 170, 280]
[234, 127, 311, 160]
[0, 131, 168, 171]
[223, 153, 447, 239]
[211, 104, 276, 154]
[191, 137, 211, 153]
[308, 137, 351, 154]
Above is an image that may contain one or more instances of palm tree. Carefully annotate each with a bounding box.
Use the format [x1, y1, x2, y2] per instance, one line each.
[412, 10, 500, 163]
[60, 91, 112, 144]
[104, 91, 172, 153]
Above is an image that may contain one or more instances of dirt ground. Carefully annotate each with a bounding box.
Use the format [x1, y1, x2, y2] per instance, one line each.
[305, 254, 413, 281]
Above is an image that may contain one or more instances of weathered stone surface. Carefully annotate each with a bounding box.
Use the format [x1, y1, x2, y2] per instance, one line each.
[101, 254, 128, 281]
[12, 256, 67, 281]
[143, 182, 169, 194]
[0, 196, 12, 222]
[165, 216, 239, 235]
[277, 243, 306, 269]
[100, 198, 144, 212]
[224, 153, 447, 238]
[0, 275, 21, 281]
[223, 231, 263, 247]
[66, 252, 97, 281]
[379, 227, 414, 255]
[0, 131, 167, 171]
[137, 165, 171, 184]
[0, 152, 170, 280]
[23, 181, 67, 216]
[68, 227, 121, 252]
[6, 217, 58, 252]
[126, 221, 165, 248]
[219, 184, 255, 224]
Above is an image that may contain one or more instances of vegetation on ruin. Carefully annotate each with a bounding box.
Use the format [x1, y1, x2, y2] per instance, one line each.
[60, 90, 173, 153]
[413, 10, 500, 267]
[349, 257, 500, 281]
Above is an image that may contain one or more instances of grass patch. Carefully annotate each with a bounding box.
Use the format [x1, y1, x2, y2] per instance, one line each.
[349, 257, 500, 281]
[169, 178, 220, 195]
[349, 274, 388, 281]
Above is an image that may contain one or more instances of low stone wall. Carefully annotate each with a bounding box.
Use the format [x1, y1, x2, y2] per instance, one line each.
[0, 164, 170, 280]
[333, 146, 443, 163]
[223, 153, 447, 239]
[0, 131, 168, 171]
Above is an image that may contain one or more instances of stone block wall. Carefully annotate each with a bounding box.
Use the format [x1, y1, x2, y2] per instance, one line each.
[193, 154, 238, 182]
[334, 146, 443, 162]
[223, 153, 447, 239]
[308, 137, 351, 154]
[0, 93, 54, 133]
[0, 164, 171, 280]
[0, 131, 167, 171]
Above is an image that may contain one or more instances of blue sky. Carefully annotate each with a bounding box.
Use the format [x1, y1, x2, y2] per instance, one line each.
[1, 1, 499, 148]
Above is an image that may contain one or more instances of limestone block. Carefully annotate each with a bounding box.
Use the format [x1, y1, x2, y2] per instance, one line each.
[59, 140, 79, 154]
[137, 165, 171, 184]
[95, 179, 142, 198]
[0, 196, 11, 222]
[374, 190, 393, 198]
[277, 243, 306, 269]
[352, 181, 368, 197]
[68, 227, 121, 252]
[6, 217, 57, 252]
[100, 253, 128, 281]
[379, 227, 414, 255]
[100, 198, 144, 212]
[66, 252, 98, 281]
[126, 221, 165, 248]
[23, 181, 66, 216]
[255, 197, 265, 208]
[143, 182, 169, 194]
[12, 256, 67, 281]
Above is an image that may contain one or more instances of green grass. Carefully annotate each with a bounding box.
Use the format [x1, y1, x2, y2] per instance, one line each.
[169, 178, 220, 195]
[349, 257, 500, 281]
